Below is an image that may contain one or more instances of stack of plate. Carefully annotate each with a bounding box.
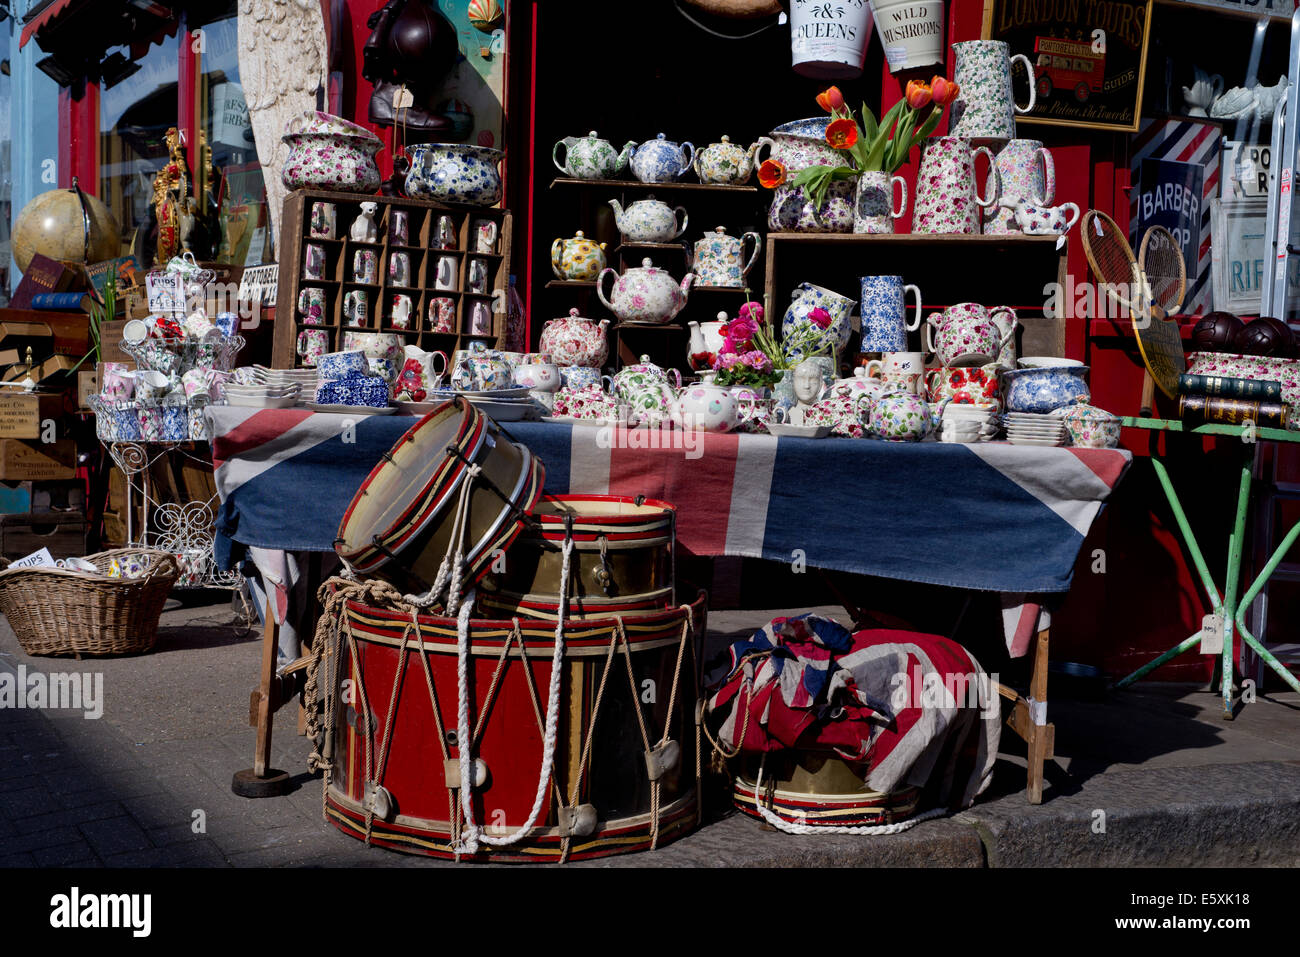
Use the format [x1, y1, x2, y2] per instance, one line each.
[250, 366, 319, 389]
[224, 382, 301, 409]
[425, 386, 538, 422]
[1002, 412, 1066, 447]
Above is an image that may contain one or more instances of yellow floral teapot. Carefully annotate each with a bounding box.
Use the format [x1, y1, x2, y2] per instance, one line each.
[551, 230, 607, 282]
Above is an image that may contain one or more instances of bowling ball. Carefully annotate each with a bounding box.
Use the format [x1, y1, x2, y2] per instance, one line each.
[1191, 311, 1243, 353]
[1232, 316, 1295, 357]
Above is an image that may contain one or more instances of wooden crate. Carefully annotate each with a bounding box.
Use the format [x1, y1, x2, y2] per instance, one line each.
[0, 512, 87, 562]
[272, 189, 513, 369]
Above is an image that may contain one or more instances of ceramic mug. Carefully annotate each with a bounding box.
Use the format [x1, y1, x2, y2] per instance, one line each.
[390, 294, 413, 330]
[859, 275, 923, 353]
[304, 243, 327, 280]
[984, 139, 1055, 234]
[949, 40, 1036, 143]
[367, 357, 399, 382]
[923, 304, 1017, 367]
[343, 290, 369, 328]
[297, 329, 329, 366]
[435, 255, 458, 290]
[429, 297, 456, 333]
[468, 258, 489, 294]
[388, 210, 409, 245]
[101, 363, 135, 401]
[913, 137, 1001, 235]
[474, 218, 498, 254]
[468, 300, 493, 336]
[298, 287, 328, 325]
[309, 201, 336, 239]
[435, 214, 458, 250]
[353, 248, 378, 284]
[389, 252, 411, 287]
[864, 351, 927, 377]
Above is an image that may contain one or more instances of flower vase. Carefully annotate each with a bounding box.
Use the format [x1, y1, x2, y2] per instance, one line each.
[853, 171, 907, 234]
[768, 179, 857, 233]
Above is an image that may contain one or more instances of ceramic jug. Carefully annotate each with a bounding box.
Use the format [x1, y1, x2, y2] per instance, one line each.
[597, 259, 695, 324]
[983, 139, 1054, 235]
[754, 118, 839, 173]
[553, 131, 636, 179]
[551, 231, 607, 281]
[690, 227, 761, 287]
[629, 134, 695, 183]
[913, 137, 1001, 235]
[608, 197, 688, 243]
[768, 180, 857, 233]
[538, 308, 610, 368]
[859, 275, 923, 353]
[854, 171, 908, 234]
[693, 135, 759, 184]
[687, 312, 729, 367]
[782, 282, 856, 360]
[949, 40, 1036, 143]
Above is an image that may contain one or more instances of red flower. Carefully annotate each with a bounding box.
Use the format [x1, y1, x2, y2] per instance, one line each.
[809, 307, 833, 330]
[905, 80, 933, 110]
[825, 118, 858, 150]
[757, 158, 787, 189]
[816, 86, 846, 113]
[931, 75, 959, 107]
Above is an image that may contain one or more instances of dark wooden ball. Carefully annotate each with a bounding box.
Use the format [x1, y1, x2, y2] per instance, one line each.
[1191, 311, 1244, 352]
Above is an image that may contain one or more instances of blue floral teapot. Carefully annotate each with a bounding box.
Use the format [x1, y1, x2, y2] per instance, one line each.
[630, 134, 695, 184]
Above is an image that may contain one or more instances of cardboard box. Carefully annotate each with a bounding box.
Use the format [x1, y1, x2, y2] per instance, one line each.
[0, 480, 85, 515]
[78, 369, 100, 410]
[97, 320, 136, 366]
[0, 512, 87, 561]
[0, 392, 65, 439]
[0, 439, 77, 480]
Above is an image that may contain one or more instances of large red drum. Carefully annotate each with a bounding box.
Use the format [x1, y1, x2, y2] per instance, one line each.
[477, 494, 676, 620]
[732, 753, 922, 828]
[320, 590, 708, 862]
[335, 399, 545, 598]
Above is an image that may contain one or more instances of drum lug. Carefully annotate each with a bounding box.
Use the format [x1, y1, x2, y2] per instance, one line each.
[595, 536, 614, 595]
[645, 739, 681, 781]
[557, 803, 597, 837]
[444, 758, 489, 789]
[364, 783, 396, 821]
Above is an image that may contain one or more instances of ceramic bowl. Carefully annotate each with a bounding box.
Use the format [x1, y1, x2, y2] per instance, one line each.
[1058, 403, 1122, 449]
[1001, 365, 1090, 414]
[1017, 356, 1085, 369]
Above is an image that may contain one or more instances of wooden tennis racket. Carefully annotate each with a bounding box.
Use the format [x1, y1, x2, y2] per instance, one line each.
[1135, 226, 1188, 406]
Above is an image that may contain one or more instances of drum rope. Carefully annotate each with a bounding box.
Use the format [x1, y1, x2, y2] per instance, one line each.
[409, 605, 458, 856]
[615, 617, 663, 849]
[510, 624, 572, 825]
[364, 611, 422, 845]
[750, 755, 949, 836]
[454, 537, 573, 856]
[401, 463, 483, 612]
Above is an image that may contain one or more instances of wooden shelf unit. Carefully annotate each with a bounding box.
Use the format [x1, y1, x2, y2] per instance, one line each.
[272, 189, 511, 370]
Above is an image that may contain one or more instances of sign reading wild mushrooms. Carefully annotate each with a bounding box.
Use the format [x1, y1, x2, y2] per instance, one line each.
[981, 0, 1153, 132]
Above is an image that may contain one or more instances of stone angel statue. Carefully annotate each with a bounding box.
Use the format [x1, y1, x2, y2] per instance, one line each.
[237, 0, 328, 248]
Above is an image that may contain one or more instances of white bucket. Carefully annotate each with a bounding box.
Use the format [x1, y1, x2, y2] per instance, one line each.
[870, 0, 945, 74]
[789, 0, 874, 79]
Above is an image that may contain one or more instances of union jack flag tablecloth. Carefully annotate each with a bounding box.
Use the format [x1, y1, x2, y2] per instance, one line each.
[207, 408, 1132, 657]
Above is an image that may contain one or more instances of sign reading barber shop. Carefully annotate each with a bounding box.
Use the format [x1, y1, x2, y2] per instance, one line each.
[983, 0, 1154, 132]
[1135, 157, 1203, 295]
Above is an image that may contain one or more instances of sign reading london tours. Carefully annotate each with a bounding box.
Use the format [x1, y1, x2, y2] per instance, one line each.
[983, 0, 1154, 132]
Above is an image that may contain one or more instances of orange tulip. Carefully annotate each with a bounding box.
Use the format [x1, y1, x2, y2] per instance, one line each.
[816, 86, 846, 113]
[931, 75, 959, 107]
[757, 158, 787, 189]
[905, 80, 933, 110]
[825, 118, 858, 150]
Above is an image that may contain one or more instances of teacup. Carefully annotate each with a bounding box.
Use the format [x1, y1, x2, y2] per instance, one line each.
[513, 361, 561, 392]
[101, 363, 135, 402]
[367, 357, 399, 383]
[135, 370, 171, 406]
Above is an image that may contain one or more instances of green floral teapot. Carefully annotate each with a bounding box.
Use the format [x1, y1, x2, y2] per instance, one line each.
[553, 130, 635, 180]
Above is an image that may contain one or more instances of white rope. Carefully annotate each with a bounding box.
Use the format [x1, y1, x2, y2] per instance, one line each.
[402, 463, 482, 610]
[749, 756, 948, 836]
[454, 536, 573, 854]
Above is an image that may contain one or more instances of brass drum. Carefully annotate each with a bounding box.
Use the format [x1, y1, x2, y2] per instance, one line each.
[335, 399, 545, 597]
[477, 494, 675, 620]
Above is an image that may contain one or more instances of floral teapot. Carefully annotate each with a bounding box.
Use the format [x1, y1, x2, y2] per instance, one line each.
[551, 231, 607, 281]
[612, 355, 682, 426]
[870, 390, 949, 442]
[553, 131, 636, 180]
[608, 197, 688, 243]
[597, 258, 695, 325]
[538, 308, 610, 368]
[629, 133, 695, 183]
[693, 135, 760, 185]
[690, 227, 761, 287]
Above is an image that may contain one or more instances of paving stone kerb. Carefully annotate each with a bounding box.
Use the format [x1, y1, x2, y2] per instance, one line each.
[2, 599, 1300, 867]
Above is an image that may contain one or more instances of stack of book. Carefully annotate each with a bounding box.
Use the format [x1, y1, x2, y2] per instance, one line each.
[1176, 373, 1287, 428]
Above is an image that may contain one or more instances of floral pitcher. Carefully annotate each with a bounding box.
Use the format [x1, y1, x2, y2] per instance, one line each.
[948, 40, 1036, 143]
[913, 137, 1000, 235]
[983, 139, 1054, 234]
[782, 282, 855, 360]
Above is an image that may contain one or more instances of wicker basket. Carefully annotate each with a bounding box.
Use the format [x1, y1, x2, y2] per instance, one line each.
[0, 549, 180, 657]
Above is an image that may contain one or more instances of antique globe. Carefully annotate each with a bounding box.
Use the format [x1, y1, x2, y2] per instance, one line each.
[12, 183, 121, 273]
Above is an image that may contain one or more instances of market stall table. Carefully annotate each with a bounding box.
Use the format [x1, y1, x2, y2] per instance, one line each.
[206, 406, 1132, 803]
[1113, 417, 1300, 717]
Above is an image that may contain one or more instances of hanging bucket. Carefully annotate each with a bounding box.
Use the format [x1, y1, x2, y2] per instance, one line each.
[789, 0, 874, 79]
[869, 0, 945, 74]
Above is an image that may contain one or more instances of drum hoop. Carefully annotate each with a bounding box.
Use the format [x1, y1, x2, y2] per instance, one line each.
[337, 401, 487, 566]
[521, 532, 674, 549]
[734, 777, 921, 808]
[453, 444, 544, 577]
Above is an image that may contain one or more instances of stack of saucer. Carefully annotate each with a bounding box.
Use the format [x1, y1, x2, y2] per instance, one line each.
[939, 404, 999, 443]
[1002, 412, 1067, 447]
[250, 366, 319, 390]
[223, 382, 301, 409]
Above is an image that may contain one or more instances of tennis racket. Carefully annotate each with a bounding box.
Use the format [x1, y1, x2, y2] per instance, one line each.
[1080, 210, 1144, 321]
[1135, 226, 1187, 407]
